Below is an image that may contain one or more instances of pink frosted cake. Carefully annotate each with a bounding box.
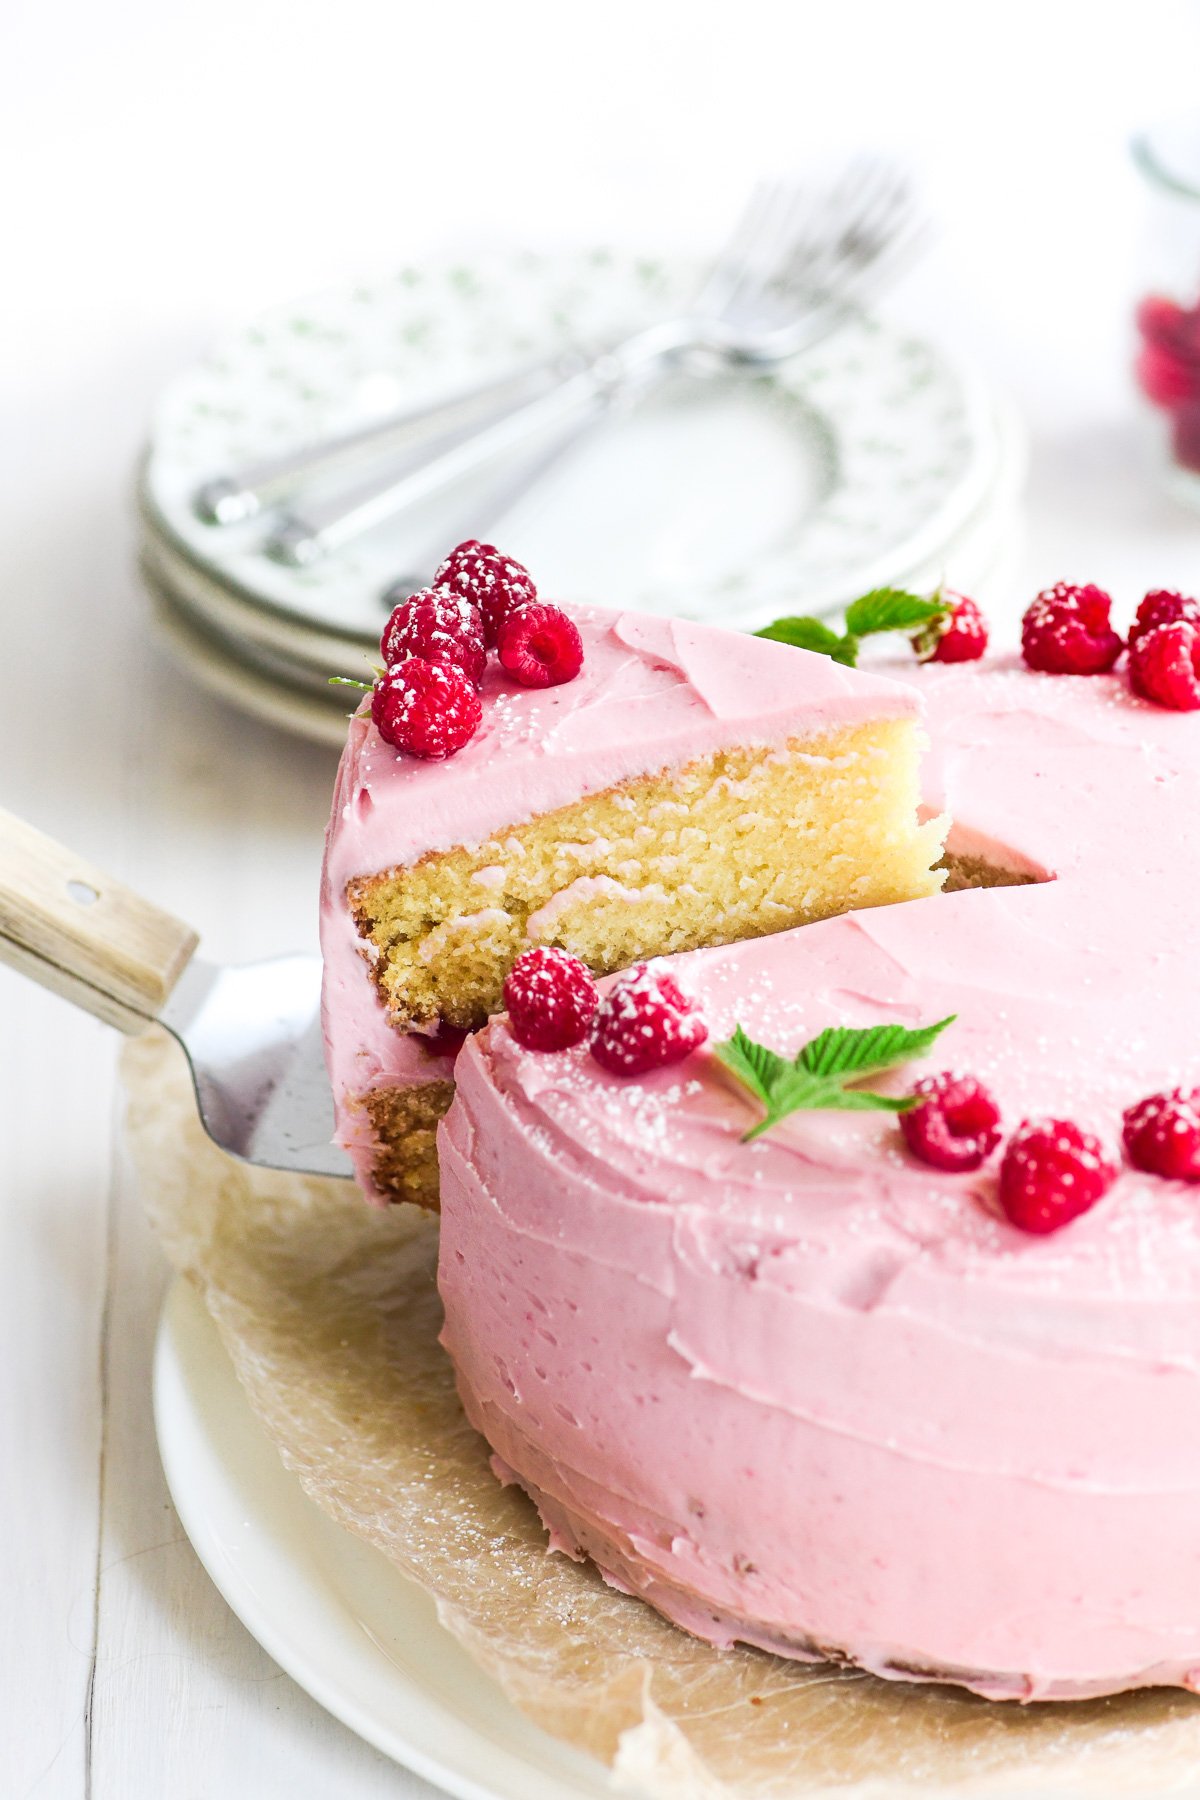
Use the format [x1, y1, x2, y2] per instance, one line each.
[437, 651, 1200, 1702]
[324, 551, 1200, 1701]
[321, 601, 942, 1205]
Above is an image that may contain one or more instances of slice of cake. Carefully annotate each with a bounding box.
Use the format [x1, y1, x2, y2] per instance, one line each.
[437, 653, 1200, 1701]
[321, 602, 946, 1206]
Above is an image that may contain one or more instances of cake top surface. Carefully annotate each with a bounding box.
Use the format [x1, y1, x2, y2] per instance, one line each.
[324, 604, 919, 885]
[453, 655, 1200, 1368]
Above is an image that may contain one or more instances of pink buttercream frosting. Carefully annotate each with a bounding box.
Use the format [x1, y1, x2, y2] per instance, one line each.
[437, 655, 1200, 1700]
[319, 607, 919, 1197]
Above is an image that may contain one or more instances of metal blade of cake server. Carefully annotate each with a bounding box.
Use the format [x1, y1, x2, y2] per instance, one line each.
[158, 954, 354, 1180]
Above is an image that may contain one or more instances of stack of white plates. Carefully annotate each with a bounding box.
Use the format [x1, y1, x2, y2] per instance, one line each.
[138, 247, 1025, 747]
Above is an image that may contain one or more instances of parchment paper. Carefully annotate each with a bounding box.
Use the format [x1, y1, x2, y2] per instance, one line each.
[122, 1030, 1200, 1798]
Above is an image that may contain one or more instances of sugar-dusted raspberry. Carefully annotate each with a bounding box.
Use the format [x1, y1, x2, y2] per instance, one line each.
[380, 588, 487, 686]
[433, 540, 537, 645]
[900, 1071, 1001, 1171]
[1129, 588, 1200, 647]
[496, 602, 585, 688]
[371, 656, 482, 759]
[590, 964, 707, 1076]
[1129, 620, 1200, 710]
[911, 591, 989, 665]
[1021, 583, 1124, 676]
[998, 1117, 1117, 1234]
[1123, 1088, 1200, 1180]
[503, 946, 599, 1052]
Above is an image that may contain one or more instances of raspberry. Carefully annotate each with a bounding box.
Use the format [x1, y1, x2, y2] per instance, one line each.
[1020, 583, 1124, 675]
[1134, 299, 1200, 463]
[1123, 1088, 1200, 1181]
[1136, 342, 1200, 409]
[998, 1118, 1117, 1235]
[370, 656, 482, 759]
[380, 588, 487, 687]
[1172, 400, 1200, 474]
[496, 603, 585, 688]
[1129, 620, 1200, 710]
[900, 1071, 1002, 1171]
[1129, 588, 1200, 647]
[1137, 295, 1200, 358]
[590, 964, 707, 1076]
[911, 591, 989, 664]
[433, 540, 537, 646]
[503, 947, 598, 1051]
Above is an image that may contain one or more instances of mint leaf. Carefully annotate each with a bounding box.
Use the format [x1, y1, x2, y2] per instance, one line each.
[797, 1016, 956, 1080]
[753, 616, 857, 665]
[329, 674, 375, 692]
[713, 1026, 791, 1107]
[843, 588, 948, 638]
[753, 587, 951, 671]
[816, 1088, 920, 1113]
[714, 1014, 956, 1141]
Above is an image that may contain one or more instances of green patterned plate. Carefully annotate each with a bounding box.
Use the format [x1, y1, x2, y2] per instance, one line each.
[142, 247, 1006, 647]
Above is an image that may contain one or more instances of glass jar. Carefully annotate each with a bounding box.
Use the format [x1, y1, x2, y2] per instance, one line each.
[1132, 118, 1200, 506]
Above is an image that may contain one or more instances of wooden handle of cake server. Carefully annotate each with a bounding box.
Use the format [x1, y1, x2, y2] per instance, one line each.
[0, 807, 200, 1033]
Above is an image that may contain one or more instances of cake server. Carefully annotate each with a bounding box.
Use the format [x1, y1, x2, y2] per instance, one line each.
[0, 807, 352, 1180]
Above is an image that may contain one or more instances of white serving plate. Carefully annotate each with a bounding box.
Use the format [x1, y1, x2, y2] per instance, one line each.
[154, 1277, 621, 1800]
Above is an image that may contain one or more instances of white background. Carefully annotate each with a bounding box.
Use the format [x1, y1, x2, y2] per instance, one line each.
[5, 2, 1200, 1794]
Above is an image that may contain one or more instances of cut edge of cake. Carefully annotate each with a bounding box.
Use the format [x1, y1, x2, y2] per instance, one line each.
[350, 715, 946, 1033]
[321, 603, 953, 1208]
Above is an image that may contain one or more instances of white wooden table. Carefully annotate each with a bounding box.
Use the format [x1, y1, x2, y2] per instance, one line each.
[6, 3, 1200, 1793]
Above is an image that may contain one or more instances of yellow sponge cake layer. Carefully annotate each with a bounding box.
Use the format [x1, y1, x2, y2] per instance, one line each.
[349, 719, 943, 1031]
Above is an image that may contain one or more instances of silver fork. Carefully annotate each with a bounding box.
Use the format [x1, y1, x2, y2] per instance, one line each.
[255, 163, 925, 569]
[191, 357, 588, 528]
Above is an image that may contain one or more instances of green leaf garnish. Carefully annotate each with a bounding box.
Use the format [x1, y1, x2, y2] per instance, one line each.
[754, 586, 950, 669]
[329, 675, 375, 691]
[843, 588, 948, 638]
[796, 1017, 954, 1079]
[713, 1015, 956, 1142]
[753, 616, 856, 665]
[713, 1027, 791, 1110]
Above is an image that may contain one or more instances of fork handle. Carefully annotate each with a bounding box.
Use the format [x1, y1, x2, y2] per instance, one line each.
[264, 317, 702, 567]
[0, 808, 199, 1033]
[192, 351, 594, 526]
